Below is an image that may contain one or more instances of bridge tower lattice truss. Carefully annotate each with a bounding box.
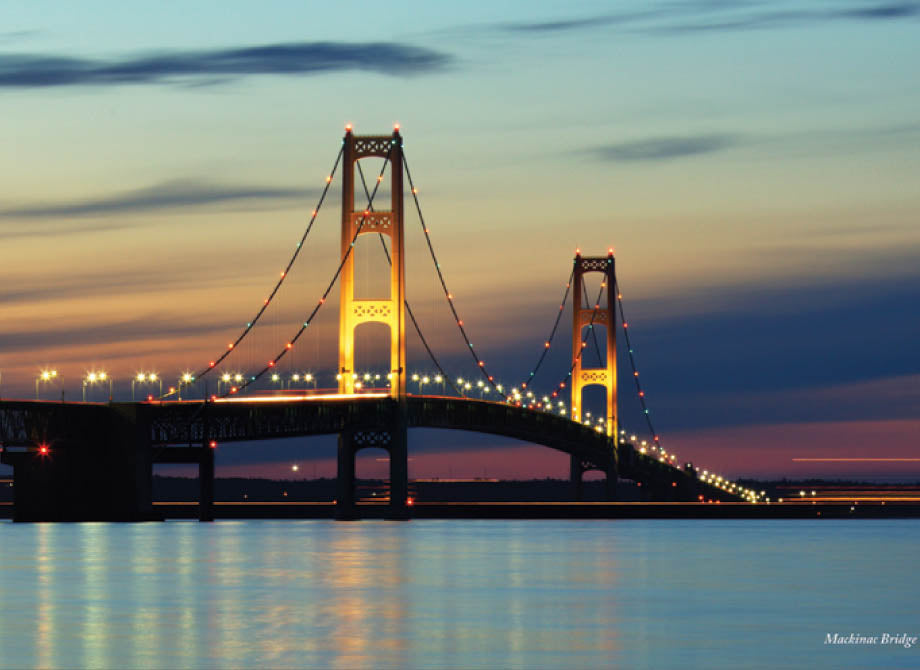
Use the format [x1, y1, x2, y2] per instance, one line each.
[338, 128, 406, 398]
[570, 251, 617, 439]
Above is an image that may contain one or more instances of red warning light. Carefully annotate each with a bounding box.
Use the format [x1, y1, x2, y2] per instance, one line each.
[38, 445, 49, 455]
[209, 441, 217, 449]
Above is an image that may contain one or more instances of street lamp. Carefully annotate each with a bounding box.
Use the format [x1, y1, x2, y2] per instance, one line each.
[83, 371, 112, 402]
[35, 369, 59, 400]
[132, 372, 161, 400]
[178, 372, 195, 400]
[218, 372, 232, 396]
[420, 376, 430, 394]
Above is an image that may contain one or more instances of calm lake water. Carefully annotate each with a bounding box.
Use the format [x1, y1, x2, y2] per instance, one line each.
[0, 519, 917, 669]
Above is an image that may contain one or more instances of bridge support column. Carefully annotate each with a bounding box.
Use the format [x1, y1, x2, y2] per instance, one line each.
[605, 461, 618, 501]
[386, 401, 410, 521]
[199, 445, 214, 522]
[570, 455, 585, 502]
[335, 401, 409, 520]
[335, 433, 358, 520]
[570, 455, 617, 501]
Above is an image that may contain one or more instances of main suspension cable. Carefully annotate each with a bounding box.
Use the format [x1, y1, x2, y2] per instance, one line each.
[545, 282, 606, 402]
[223, 146, 393, 396]
[615, 280, 661, 448]
[355, 161, 461, 396]
[403, 153, 504, 398]
[516, 265, 575, 390]
[184, 145, 345, 385]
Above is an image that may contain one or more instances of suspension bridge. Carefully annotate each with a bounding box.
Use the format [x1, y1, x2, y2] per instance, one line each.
[0, 126, 758, 521]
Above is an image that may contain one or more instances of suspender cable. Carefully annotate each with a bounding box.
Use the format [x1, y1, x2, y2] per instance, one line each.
[222, 146, 393, 397]
[173, 145, 344, 391]
[356, 160, 461, 397]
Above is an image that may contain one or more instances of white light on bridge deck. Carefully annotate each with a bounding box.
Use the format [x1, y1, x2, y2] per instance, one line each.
[213, 392, 388, 403]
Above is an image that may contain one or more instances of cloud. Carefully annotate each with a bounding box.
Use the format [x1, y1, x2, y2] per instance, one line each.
[498, 2, 920, 36]
[502, 10, 657, 33]
[0, 30, 39, 44]
[0, 179, 314, 221]
[594, 134, 738, 162]
[0, 41, 450, 89]
[0, 264, 248, 305]
[0, 314, 239, 354]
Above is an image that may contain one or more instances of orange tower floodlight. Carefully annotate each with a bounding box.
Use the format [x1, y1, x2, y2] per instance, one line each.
[338, 127, 406, 398]
[570, 250, 617, 438]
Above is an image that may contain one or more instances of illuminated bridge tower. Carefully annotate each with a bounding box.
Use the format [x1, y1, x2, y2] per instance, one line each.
[338, 126, 406, 397]
[570, 250, 618, 500]
[337, 126, 409, 520]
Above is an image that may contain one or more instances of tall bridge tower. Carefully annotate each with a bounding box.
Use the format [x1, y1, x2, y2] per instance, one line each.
[338, 126, 406, 398]
[336, 126, 409, 519]
[570, 250, 617, 437]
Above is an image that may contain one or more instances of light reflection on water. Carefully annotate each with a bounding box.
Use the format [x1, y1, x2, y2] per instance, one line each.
[0, 520, 917, 669]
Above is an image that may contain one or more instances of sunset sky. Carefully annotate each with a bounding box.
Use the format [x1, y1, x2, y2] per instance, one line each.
[1, 1, 918, 480]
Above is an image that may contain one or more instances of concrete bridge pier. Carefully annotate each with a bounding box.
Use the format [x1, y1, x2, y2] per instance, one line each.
[0, 403, 157, 522]
[199, 444, 214, 522]
[570, 455, 617, 502]
[570, 455, 585, 501]
[336, 402, 409, 520]
[335, 432, 359, 520]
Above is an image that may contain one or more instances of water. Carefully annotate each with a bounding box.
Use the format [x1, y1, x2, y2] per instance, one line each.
[0, 520, 917, 669]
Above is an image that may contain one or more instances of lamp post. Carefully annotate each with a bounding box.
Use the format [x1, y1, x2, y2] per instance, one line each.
[35, 369, 59, 400]
[178, 372, 194, 401]
[132, 372, 161, 400]
[82, 371, 111, 402]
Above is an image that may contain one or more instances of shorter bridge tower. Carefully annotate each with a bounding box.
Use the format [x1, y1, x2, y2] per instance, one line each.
[570, 250, 618, 499]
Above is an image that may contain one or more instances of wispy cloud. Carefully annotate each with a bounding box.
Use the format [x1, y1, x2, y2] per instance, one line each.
[0, 265, 246, 305]
[0, 30, 39, 44]
[0, 179, 313, 222]
[0, 315, 239, 354]
[594, 134, 738, 162]
[499, 2, 919, 36]
[0, 41, 450, 89]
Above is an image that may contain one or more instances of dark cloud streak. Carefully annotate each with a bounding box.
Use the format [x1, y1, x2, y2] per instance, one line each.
[499, 2, 919, 36]
[0, 179, 315, 221]
[0, 316, 239, 354]
[594, 134, 738, 162]
[0, 41, 450, 89]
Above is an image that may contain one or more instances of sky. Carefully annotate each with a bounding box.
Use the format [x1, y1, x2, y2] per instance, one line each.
[1, 0, 918, 481]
